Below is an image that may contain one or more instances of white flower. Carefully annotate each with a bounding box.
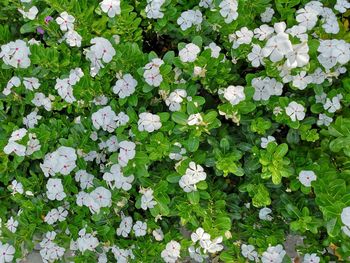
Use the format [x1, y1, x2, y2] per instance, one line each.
[9, 128, 27, 142]
[138, 112, 162, 132]
[118, 140, 136, 167]
[63, 30, 82, 47]
[133, 221, 147, 237]
[44, 208, 59, 225]
[100, 0, 121, 18]
[259, 207, 273, 221]
[286, 42, 310, 69]
[324, 95, 342, 113]
[317, 39, 350, 69]
[219, 0, 238, 23]
[6, 217, 18, 233]
[56, 12, 75, 31]
[191, 228, 211, 247]
[199, 0, 214, 8]
[261, 7, 274, 22]
[0, 243, 15, 263]
[262, 245, 286, 263]
[46, 178, 66, 201]
[317, 114, 333, 126]
[143, 59, 164, 87]
[92, 106, 118, 132]
[292, 71, 313, 90]
[146, 0, 165, 19]
[179, 43, 200, 63]
[31, 92, 52, 111]
[232, 27, 253, 49]
[261, 136, 276, 148]
[285, 101, 305, 121]
[341, 207, 350, 227]
[4, 141, 26, 156]
[113, 74, 137, 98]
[117, 216, 133, 237]
[179, 162, 206, 192]
[241, 244, 258, 261]
[286, 25, 308, 42]
[23, 77, 40, 91]
[298, 170, 316, 187]
[75, 170, 94, 189]
[335, 0, 350, 13]
[140, 188, 157, 210]
[18, 6, 38, 20]
[0, 39, 31, 68]
[3, 76, 21, 96]
[161, 241, 181, 263]
[152, 228, 164, 241]
[322, 8, 339, 34]
[248, 44, 265, 67]
[93, 95, 108, 105]
[103, 164, 134, 190]
[303, 253, 320, 263]
[177, 10, 203, 31]
[10, 180, 24, 194]
[296, 6, 319, 30]
[252, 77, 272, 101]
[201, 236, 224, 253]
[76, 229, 99, 252]
[223, 85, 245, 105]
[187, 113, 203, 126]
[26, 135, 41, 155]
[205, 42, 221, 58]
[254, 24, 274, 41]
[165, 89, 187, 111]
[90, 186, 112, 208]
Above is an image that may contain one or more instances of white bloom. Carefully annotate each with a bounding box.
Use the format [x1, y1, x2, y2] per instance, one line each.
[262, 245, 286, 263]
[75, 170, 94, 189]
[18, 6, 38, 20]
[252, 77, 272, 101]
[298, 170, 316, 187]
[248, 44, 265, 67]
[0, 39, 31, 68]
[26, 135, 41, 155]
[90, 186, 112, 208]
[140, 188, 157, 210]
[105, 135, 119, 152]
[0, 243, 15, 263]
[113, 74, 137, 98]
[92, 106, 118, 132]
[93, 95, 109, 105]
[205, 42, 221, 58]
[152, 228, 164, 241]
[317, 114, 333, 126]
[76, 229, 99, 252]
[165, 89, 187, 111]
[118, 140, 136, 167]
[241, 244, 258, 261]
[4, 141, 26, 156]
[286, 25, 308, 42]
[285, 101, 305, 121]
[9, 128, 27, 142]
[31, 92, 52, 111]
[254, 24, 274, 41]
[63, 30, 82, 47]
[177, 10, 203, 31]
[100, 0, 121, 17]
[44, 208, 59, 225]
[117, 216, 133, 237]
[324, 95, 342, 113]
[23, 77, 40, 91]
[201, 236, 224, 253]
[285, 42, 310, 69]
[341, 207, 350, 227]
[311, 68, 326, 84]
[261, 136, 276, 148]
[261, 7, 274, 22]
[143, 59, 164, 87]
[219, 0, 238, 23]
[46, 178, 66, 201]
[335, 0, 350, 13]
[10, 180, 24, 194]
[223, 85, 245, 105]
[146, 0, 165, 19]
[303, 253, 320, 263]
[191, 227, 211, 246]
[6, 217, 18, 233]
[296, 5, 319, 30]
[133, 221, 147, 237]
[292, 71, 313, 90]
[188, 113, 203, 126]
[231, 27, 253, 49]
[161, 241, 181, 263]
[103, 164, 134, 191]
[138, 112, 162, 132]
[259, 207, 273, 221]
[3, 76, 21, 96]
[56, 11, 75, 31]
[179, 43, 200, 63]
[179, 162, 206, 192]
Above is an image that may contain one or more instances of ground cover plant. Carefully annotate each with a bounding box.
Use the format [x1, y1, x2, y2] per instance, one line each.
[0, 0, 350, 262]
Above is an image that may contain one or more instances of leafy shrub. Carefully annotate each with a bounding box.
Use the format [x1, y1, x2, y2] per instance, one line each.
[0, 0, 350, 262]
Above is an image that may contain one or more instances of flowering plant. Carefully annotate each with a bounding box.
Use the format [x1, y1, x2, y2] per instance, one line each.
[1, 0, 350, 262]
